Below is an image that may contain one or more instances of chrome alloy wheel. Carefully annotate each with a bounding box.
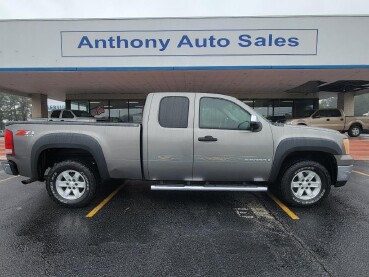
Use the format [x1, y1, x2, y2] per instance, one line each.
[351, 126, 360, 136]
[291, 170, 322, 200]
[55, 170, 87, 200]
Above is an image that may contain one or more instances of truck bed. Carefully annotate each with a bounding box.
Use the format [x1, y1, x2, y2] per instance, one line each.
[6, 121, 143, 179]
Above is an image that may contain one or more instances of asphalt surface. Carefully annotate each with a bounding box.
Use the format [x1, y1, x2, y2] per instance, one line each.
[0, 162, 368, 276]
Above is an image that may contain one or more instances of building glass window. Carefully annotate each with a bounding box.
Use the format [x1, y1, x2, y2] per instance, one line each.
[273, 100, 293, 121]
[241, 98, 318, 122]
[128, 100, 145, 123]
[110, 100, 129, 122]
[66, 96, 318, 123]
[90, 100, 109, 121]
[293, 99, 315, 118]
[254, 100, 274, 120]
[71, 100, 89, 112]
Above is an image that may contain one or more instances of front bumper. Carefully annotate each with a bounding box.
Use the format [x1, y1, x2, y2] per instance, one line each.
[1, 161, 19, 176]
[334, 155, 354, 187]
[337, 165, 353, 182]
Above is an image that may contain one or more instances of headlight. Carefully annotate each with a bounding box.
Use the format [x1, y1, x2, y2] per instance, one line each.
[343, 138, 350, 154]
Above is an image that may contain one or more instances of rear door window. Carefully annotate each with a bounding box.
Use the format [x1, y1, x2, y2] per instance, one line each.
[315, 110, 328, 117]
[158, 96, 189, 128]
[62, 111, 75, 119]
[329, 109, 342, 117]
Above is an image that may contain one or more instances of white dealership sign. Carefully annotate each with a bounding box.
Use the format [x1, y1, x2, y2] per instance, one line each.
[0, 16, 369, 68]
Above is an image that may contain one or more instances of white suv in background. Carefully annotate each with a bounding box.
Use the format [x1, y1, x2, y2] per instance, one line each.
[49, 110, 96, 122]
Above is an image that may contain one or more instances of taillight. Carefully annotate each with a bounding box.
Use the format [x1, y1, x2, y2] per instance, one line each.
[4, 129, 14, 156]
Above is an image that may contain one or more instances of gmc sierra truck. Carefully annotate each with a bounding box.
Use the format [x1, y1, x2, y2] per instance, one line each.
[284, 108, 369, 137]
[2, 93, 353, 207]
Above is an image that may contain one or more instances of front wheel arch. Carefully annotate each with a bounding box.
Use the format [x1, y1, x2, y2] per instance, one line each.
[268, 138, 340, 184]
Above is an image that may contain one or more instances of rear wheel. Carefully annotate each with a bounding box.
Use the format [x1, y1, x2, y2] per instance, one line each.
[348, 124, 361, 137]
[46, 160, 97, 207]
[278, 160, 331, 207]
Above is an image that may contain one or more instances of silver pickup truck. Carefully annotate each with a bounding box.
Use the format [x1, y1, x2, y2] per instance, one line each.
[2, 93, 353, 207]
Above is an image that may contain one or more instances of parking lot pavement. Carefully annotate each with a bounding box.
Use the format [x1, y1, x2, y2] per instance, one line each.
[0, 163, 368, 276]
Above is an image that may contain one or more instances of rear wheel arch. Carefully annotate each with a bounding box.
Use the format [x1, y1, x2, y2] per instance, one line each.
[46, 160, 98, 207]
[31, 133, 110, 181]
[348, 123, 362, 137]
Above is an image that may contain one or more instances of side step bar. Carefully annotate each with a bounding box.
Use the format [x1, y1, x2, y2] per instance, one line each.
[151, 185, 268, 192]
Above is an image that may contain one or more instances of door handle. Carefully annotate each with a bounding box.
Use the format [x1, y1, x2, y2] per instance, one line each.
[326, 119, 330, 121]
[198, 136, 218, 142]
[340, 118, 344, 121]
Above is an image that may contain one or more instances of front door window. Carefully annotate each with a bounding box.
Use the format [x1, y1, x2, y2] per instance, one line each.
[199, 97, 251, 130]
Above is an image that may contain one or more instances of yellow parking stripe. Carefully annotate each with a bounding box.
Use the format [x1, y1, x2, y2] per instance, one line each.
[353, 170, 369, 177]
[0, 175, 19, 183]
[86, 184, 125, 218]
[267, 192, 299, 220]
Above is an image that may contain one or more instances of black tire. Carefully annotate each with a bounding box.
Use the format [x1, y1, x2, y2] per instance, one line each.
[46, 160, 97, 208]
[278, 160, 331, 207]
[348, 124, 361, 137]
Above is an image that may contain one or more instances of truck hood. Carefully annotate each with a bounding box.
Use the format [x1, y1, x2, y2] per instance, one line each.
[284, 117, 309, 124]
[271, 123, 347, 142]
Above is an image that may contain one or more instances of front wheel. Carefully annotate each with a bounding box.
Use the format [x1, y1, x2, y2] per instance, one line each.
[348, 124, 361, 137]
[46, 160, 97, 207]
[278, 160, 331, 207]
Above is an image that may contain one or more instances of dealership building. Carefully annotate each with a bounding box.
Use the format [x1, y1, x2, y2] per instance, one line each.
[0, 15, 369, 122]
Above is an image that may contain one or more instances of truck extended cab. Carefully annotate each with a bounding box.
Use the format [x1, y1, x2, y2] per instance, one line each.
[2, 93, 353, 207]
[285, 108, 369, 137]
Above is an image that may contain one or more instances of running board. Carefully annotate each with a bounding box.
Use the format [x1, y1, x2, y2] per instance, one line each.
[151, 185, 268, 192]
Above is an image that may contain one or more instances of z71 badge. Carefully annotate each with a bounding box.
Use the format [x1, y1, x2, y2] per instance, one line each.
[16, 130, 35, 136]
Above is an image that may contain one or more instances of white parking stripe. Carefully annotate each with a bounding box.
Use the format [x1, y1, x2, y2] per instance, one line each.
[0, 175, 19, 183]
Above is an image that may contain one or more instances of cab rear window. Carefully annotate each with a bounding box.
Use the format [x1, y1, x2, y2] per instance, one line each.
[158, 96, 189, 128]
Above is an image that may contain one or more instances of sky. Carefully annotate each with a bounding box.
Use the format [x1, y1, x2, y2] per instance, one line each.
[0, 0, 369, 20]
